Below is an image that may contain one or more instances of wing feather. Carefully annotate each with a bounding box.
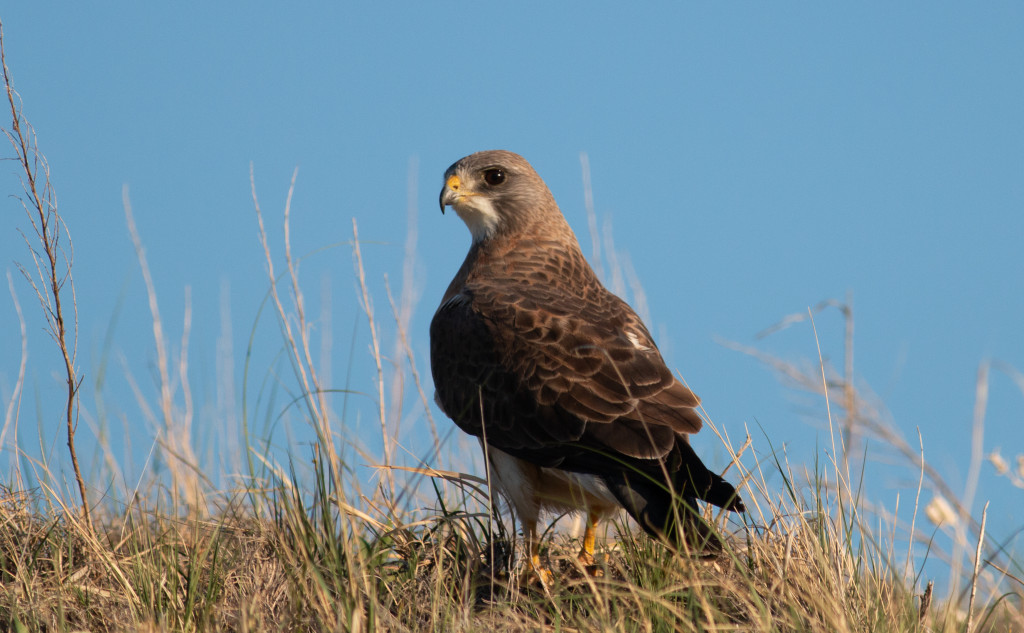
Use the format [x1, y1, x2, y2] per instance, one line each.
[430, 248, 703, 466]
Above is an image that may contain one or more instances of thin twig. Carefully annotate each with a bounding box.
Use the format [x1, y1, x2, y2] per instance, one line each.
[2, 20, 91, 531]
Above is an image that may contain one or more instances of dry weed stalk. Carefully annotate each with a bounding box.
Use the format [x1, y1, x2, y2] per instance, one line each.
[249, 169, 386, 623]
[1, 271, 27, 454]
[965, 501, 989, 633]
[351, 218, 396, 505]
[251, 166, 339, 477]
[727, 297, 1024, 628]
[383, 156, 443, 459]
[123, 187, 204, 512]
[726, 301, 1001, 561]
[384, 276, 441, 458]
[1, 20, 91, 532]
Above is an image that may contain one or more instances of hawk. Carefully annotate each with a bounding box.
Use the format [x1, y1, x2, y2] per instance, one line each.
[431, 150, 744, 581]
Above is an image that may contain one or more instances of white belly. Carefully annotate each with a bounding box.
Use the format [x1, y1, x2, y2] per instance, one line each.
[484, 445, 620, 525]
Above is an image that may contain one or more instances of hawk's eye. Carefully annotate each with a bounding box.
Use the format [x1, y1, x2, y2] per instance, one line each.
[482, 168, 506, 186]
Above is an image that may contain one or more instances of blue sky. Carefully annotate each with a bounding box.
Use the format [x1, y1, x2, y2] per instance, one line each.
[1, 4, 1022, 565]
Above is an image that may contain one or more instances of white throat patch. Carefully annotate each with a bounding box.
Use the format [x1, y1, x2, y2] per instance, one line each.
[453, 195, 500, 243]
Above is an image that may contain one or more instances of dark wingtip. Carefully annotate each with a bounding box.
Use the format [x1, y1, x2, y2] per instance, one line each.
[602, 474, 730, 553]
[707, 477, 746, 513]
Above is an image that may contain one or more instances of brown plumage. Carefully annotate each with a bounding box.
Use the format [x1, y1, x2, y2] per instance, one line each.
[430, 150, 743, 579]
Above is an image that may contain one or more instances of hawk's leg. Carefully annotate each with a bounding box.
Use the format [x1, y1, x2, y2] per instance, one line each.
[576, 511, 605, 577]
[520, 518, 554, 588]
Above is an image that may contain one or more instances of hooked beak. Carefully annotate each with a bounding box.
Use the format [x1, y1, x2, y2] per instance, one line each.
[439, 174, 462, 214]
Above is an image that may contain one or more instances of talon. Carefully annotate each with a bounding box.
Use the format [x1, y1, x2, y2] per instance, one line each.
[575, 510, 604, 576]
[521, 549, 555, 588]
[577, 549, 596, 566]
[521, 565, 555, 588]
[576, 550, 604, 577]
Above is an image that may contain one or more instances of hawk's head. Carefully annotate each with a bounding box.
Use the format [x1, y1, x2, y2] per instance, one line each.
[439, 150, 559, 243]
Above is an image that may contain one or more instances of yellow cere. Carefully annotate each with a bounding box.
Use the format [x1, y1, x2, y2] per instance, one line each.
[446, 174, 461, 191]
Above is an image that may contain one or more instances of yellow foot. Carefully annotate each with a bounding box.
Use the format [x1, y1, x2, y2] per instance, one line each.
[576, 549, 605, 578]
[520, 565, 555, 589]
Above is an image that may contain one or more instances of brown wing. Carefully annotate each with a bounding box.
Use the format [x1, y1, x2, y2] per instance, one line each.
[430, 246, 702, 467]
[430, 293, 586, 464]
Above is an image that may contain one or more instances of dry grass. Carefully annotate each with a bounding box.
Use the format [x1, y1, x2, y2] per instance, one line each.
[2, 428, 1021, 632]
[2, 23, 1023, 633]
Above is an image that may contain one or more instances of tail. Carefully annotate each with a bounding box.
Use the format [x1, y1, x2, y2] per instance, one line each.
[602, 442, 744, 551]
